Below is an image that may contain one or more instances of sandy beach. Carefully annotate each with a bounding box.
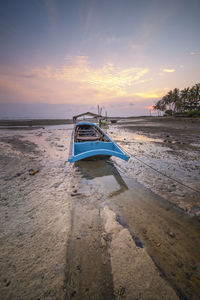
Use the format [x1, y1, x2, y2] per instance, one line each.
[0, 117, 200, 300]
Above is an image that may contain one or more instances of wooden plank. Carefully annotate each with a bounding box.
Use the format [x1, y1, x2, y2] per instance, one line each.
[77, 136, 101, 141]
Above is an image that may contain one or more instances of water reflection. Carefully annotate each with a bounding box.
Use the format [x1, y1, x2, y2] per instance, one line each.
[74, 158, 200, 299]
[74, 159, 128, 197]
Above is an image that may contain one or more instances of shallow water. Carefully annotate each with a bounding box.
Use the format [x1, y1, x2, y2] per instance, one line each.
[75, 159, 200, 300]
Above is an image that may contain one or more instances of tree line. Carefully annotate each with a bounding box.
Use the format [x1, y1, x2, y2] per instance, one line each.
[153, 83, 200, 116]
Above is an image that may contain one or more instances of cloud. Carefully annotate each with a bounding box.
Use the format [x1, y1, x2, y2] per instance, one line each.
[44, 0, 57, 37]
[134, 78, 153, 84]
[82, 0, 97, 39]
[159, 68, 176, 76]
[135, 88, 168, 99]
[105, 36, 131, 45]
[0, 74, 41, 101]
[162, 69, 176, 73]
[0, 56, 158, 109]
[190, 51, 199, 56]
[106, 36, 119, 44]
[135, 93, 159, 98]
[30, 56, 150, 102]
[33, 56, 149, 89]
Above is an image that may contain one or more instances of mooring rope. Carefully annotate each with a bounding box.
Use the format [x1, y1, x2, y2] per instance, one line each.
[119, 145, 200, 194]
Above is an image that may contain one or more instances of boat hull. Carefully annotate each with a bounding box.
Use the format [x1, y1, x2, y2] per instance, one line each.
[68, 122, 130, 163]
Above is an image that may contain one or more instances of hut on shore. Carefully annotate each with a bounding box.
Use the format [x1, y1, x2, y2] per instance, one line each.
[72, 112, 102, 123]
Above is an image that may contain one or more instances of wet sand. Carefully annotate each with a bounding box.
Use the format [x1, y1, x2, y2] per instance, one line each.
[110, 117, 200, 216]
[0, 118, 200, 300]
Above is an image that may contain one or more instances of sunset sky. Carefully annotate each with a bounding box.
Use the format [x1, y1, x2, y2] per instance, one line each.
[0, 0, 200, 118]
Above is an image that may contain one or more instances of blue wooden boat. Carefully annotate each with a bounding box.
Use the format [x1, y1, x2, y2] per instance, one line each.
[68, 122, 130, 163]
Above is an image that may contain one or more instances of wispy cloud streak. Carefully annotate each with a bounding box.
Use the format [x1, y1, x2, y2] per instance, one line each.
[44, 0, 57, 37]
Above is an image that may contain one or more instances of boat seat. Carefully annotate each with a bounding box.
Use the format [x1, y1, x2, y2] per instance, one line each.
[78, 129, 94, 132]
[77, 136, 101, 141]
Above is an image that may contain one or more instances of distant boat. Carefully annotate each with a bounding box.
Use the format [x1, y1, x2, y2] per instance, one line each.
[68, 122, 130, 163]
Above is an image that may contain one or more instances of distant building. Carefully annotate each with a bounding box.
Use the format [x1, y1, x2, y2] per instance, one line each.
[72, 112, 102, 123]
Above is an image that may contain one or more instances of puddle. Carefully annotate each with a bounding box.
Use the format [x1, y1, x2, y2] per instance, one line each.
[75, 160, 128, 198]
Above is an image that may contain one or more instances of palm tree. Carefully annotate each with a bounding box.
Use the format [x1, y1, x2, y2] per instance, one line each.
[188, 86, 197, 110]
[180, 87, 190, 112]
[153, 99, 166, 115]
[172, 88, 181, 113]
[166, 90, 174, 112]
[193, 84, 200, 108]
[153, 83, 200, 116]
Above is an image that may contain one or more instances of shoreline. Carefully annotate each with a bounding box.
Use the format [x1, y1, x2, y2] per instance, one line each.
[0, 115, 199, 126]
